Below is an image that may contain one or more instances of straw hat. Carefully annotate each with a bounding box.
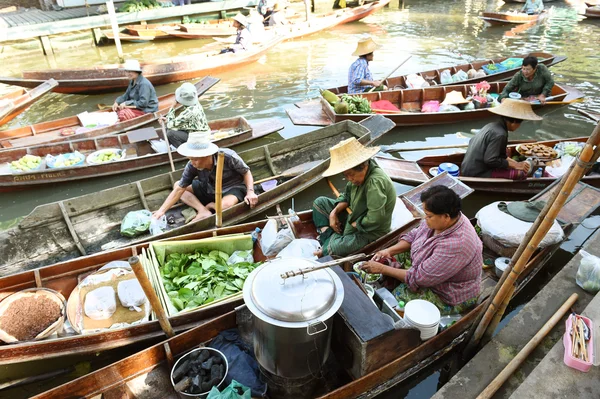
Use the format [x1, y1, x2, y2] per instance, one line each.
[352, 37, 381, 57]
[322, 138, 379, 177]
[232, 13, 248, 27]
[123, 59, 142, 73]
[175, 82, 198, 107]
[273, 1, 285, 11]
[488, 98, 542, 121]
[441, 91, 469, 105]
[177, 131, 219, 157]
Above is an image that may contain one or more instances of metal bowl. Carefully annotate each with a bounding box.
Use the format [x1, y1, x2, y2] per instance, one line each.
[170, 347, 229, 398]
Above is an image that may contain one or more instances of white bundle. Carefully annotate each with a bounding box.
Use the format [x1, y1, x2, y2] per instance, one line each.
[117, 279, 146, 312]
[84, 286, 117, 320]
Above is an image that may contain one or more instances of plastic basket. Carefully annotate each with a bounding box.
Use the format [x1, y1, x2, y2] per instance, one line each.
[500, 58, 524, 70]
[482, 63, 508, 76]
[563, 314, 595, 372]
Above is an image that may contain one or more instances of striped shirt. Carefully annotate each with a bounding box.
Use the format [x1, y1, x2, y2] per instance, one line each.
[400, 214, 482, 306]
[348, 57, 373, 94]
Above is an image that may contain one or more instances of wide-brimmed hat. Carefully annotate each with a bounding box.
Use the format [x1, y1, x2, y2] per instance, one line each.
[322, 138, 379, 177]
[177, 131, 219, 157]
[504, 200, 545, 222]
[489, 98, 542, 121]
[175, 82, 198, 107]
[352, 37, 381, 57]
[442, 91, 469, 105]
[273, 1, 286, 11]
[123, 59, 142, 73]
[232, 13, 248, 27]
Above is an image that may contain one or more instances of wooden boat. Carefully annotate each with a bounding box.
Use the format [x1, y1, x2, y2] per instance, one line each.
[102, 29, 170, 42]
[0, 79, 57, 126]
[583, 5, 600, 17]
[0, 116, 394, 276]
[480, 10, 549, 25]
[32, 183, 589, 398]
[0, 117, 284, 191]
[375, 136, 600, 194]
[125, 24, 177, 38]
[0, 0, 389, 94]
[585, 1, 600, 7]
[503, 0, 556, 2]
[317, 82, 582, 127]
[326, 52, 565, 95]
[0, 77, 219, 150]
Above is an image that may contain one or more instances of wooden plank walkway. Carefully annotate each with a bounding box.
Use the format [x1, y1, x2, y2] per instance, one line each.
[0, 8, 92, 28]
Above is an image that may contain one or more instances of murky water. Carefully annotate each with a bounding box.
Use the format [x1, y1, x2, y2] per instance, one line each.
[0, 0, 599, 396]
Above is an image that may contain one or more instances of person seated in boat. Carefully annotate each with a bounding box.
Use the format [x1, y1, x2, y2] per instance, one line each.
[268, 2, 289, 26]
[360, 186, 482, 315]
[152, 132, 258, 223]
[258, 0, 275, 19]
[348, 37, 386, 94]
[499, 56, 554, 104]
[461, 99, 541, 180]
[521, 0, 544, 14]
[160, 82, 210, 149]
[112, 60, 158, 122]
[221, 14, 252, 53]
[312, 138, 396, 257]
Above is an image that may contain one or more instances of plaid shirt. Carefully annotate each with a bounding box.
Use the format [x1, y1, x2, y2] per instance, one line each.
[400, 214, 482, 306]
[348, 57, 373, 94]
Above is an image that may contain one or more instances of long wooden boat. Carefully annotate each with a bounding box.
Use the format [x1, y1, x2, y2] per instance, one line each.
[326, 52, 565, 95]
[585, 1, 600, 7]
[0, 77, 219, 150]
[0, 79, 57, 126]
[319, 82, 582, 127]
[31, 185, 586, 398]
[0, 116, 394, 276]
[375, 136, 600, 194]
[503, 0, 556, 3]
[480, 10, 549, 25]
[583, 6, 600, 17]
[0, 117, 284, 192]
[0, 0, 389, 94]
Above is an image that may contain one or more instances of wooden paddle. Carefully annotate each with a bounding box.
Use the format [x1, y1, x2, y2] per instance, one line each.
[327, 178, 352, 214]
[159, 120, 176, 173]
[367, 55, 412, 93]
[578, 109, 600, 123]
[215, 151, 225, 227]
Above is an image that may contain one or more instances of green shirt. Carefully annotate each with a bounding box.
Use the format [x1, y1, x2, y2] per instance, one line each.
[336, 160, 397, 240]
[165, 103, 210, 133]
[499, 63, 554, 100]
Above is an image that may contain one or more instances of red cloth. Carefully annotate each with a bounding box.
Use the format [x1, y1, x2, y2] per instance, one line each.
[117, 108, 145, 121]
[370, 100, 400, 114]
[491, 168, 527, 180]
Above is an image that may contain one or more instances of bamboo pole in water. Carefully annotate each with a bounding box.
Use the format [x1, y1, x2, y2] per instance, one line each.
[215, 152, 225, 228]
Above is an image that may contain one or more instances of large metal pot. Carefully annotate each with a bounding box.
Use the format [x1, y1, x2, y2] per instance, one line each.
[243, 258, 344, 379]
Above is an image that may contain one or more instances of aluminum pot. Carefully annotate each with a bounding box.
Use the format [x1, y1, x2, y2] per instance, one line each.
[243, 258, 344, 379]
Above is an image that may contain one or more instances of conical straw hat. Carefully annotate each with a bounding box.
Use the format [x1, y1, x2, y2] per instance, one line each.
[441, 91, 469, 105]
[352, 37, 382, 57]
[488, 99, 542, 121]
[322, 138, 380, 177]
[232, 13, 248, 26]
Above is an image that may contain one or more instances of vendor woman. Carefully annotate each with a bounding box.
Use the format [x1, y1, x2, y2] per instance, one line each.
[112, 60, 158, 122]
[162, 82, 210, 149]
[360, 186, 482, 315]
[499, 56, 554, 104]
[347, 37, 383, 94]
[312, 138, 396, 257]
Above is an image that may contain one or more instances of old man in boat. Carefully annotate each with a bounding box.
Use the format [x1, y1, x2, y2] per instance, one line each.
[162, 82, 210, 149]
[268, 2, 289, 26]
[521, 0, 544, 14]
[499, 56, 554, 104]
[461, 99, 541, 180]
[348, 37, 384, 94]
[152, 131, 258, 223]
[221, 14, 252, 53]
[361, 186, 482, 315]
[312, 138, 396, 257]
[112, 60, 158, 122]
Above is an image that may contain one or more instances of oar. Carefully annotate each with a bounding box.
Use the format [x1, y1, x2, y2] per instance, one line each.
[215, 151, 225, 227]
[578, 109, 600, 123]
[280, 253, 368, 279]
[160, 120, 176, 173]
[327, 178, 352, 214]
[97, 103, 112, 110]
[367, 55, 412, 93]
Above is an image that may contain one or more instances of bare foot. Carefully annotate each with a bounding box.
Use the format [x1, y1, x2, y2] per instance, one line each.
[188, 210, 213, 224]
[314, 249, 323, 258]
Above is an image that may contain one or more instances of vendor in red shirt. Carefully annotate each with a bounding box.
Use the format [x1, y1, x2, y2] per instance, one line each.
[361, 186, 482, 315]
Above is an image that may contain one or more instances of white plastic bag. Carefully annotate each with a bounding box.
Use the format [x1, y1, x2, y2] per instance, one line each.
[149, 215, 167, 236]
[259, 219, 294, 257]
[546, 155, 575, 178]
[405, 74, 429, 89]
[227, 250, 254, 265]
[451, 70, 468, 82]
[278, 239, 321, 260]
[476, 201, 564, 248]
[576, 250, 600, 293]
[440, 69, 453, 85]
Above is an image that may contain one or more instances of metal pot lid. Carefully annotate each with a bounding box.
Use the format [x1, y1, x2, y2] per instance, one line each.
[248, 258, 337, 322]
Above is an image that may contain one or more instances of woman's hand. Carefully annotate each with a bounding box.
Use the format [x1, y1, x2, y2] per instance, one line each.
[112, 102, 119, 112]
[372, 249, 393, 262]
[329, 212, 342, 234]
[244, 190, 258, 208]
[360, 260, 386, 275]
[152, 210, 165, 220]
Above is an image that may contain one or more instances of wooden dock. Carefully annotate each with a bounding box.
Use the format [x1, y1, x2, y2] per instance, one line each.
[0, 8, 92, 29]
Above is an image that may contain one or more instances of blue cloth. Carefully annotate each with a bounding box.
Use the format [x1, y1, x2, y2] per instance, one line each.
[521, 0, 544, 13]
[115, 75, 158, 113]
[348, 57, 373, 94]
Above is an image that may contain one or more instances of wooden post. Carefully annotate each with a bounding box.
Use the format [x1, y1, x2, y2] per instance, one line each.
[39, 36, 54, 56]
[476, 293, 578, 399]
[215, 152, 225, 227]
[160, 121, 176, 172]
[106, 0, 124, 63]
[91, 28, 104, 46]
[304, 0, 311, 21]
[129, 256, 175, 338]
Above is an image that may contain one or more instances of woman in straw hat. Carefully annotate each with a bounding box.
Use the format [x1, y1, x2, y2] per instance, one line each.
[461, 99, 542, 180]
[348, 37, 384, 94]
[312, 138, 396, 257]
[112, 59, 158, 122]
[153, 131, 258, 223]
[222, 13, 253, 53]
[160, 82, 210, 149]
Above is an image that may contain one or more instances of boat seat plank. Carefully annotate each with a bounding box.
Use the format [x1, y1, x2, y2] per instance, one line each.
[59, 201, 87, 256]
[287, 100, 332, 126]
[375, 156, 430, 182]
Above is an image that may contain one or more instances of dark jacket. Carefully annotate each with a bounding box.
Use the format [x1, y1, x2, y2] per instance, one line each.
[115, 74, 159, 113]
[461, 120, 509, 178]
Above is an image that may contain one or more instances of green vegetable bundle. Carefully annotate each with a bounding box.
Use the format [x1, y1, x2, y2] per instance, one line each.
[160, 250, 261, 311]
[119, 0, 161, 12]
[340, 94, 373, 114]
[394, 252, 412, 270]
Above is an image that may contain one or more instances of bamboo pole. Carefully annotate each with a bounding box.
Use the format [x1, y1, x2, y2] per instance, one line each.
[129, 256, 175, 338]
[215, 152, 225, 228]
[465, 121, 600, 352]
[476, 293, 579, 399]
[106, 0, 124, 63]
[160, 121, 176, 173]
[327, 178, 352, 214]
[367, 56, 412, 93]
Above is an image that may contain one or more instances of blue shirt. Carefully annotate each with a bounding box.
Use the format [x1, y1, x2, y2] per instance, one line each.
[521, 0, 544, 13]
[115, 75, 158, 114]
[348, 57, 373, 94]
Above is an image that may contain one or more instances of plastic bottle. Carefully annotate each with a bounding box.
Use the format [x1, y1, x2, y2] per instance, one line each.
[251, 227, 261, 243]
[396, 300, 405, 318]
[533, 167, 543, 179]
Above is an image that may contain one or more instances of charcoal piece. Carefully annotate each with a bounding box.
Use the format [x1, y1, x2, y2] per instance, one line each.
[210, 364, 220, 381]
[202, 375, 211, 384]
[219, 364, 224, 380]
[172, 359, 190, 382]
[213, 355, 223, 365]
[174, 377, 191, 393]
[201, 357, 213, 370]
[188, 350, 200, 361]
[201, 381, 212, 392]
[198, 349, 210, 362]
[200, 368, 207, 376]
[191, 375, 201, 392]
[210, 377, 220, 387]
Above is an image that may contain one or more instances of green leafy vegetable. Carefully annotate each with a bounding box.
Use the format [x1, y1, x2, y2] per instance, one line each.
[394, 252, 412, 270]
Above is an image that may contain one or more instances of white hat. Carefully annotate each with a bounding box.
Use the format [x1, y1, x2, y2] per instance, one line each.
[177, 131, 219, 157]
[123, 59, 142, 73]
[232, 13, 248, 27]
[175, 82, 198, 107]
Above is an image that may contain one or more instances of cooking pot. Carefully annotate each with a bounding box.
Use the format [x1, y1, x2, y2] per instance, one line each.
[243, 258, 344, 379]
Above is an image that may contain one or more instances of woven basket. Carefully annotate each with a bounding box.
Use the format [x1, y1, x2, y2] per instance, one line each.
[482, 233, 518, 258]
